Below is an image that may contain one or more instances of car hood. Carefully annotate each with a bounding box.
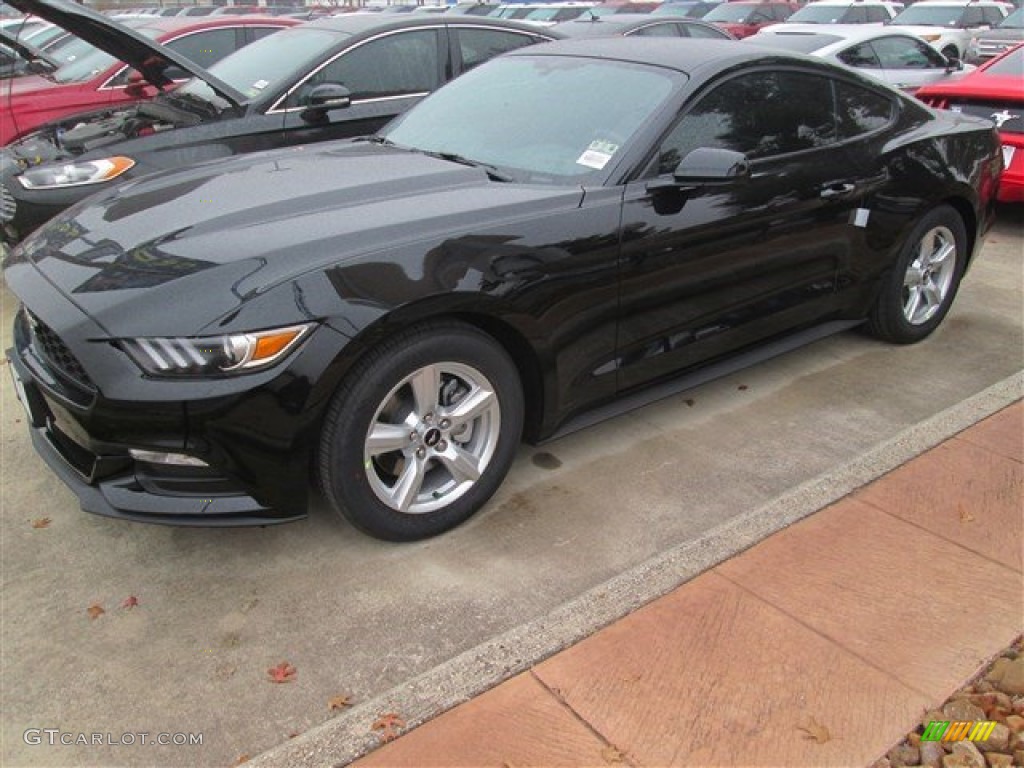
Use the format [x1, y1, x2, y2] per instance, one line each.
[7, 141, 583, 337]
[4, 0, 246, 105]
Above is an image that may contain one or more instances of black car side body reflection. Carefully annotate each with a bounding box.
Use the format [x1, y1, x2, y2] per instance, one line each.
[4, 39, 1002, 540]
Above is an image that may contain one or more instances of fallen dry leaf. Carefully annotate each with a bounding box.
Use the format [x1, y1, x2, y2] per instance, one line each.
[31, 517, 51, 529]
[87, 603, 105, 620]
[267, 661, 297, 684]
[232, 754, 250, 766]
[601, 745, 626, 764]
[684, 398, 696, 407]
[738, 384, 749, 391]
[328, 694, 352, 711]
[958, 504, 975, 523]
[797, 716, 831, 744]
[287, 730, 300, 739]
[121, 595, 139, 610]
[371, 712, 406, 743]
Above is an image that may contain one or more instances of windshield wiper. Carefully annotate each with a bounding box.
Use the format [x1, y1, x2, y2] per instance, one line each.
[420, 150, 515, 182]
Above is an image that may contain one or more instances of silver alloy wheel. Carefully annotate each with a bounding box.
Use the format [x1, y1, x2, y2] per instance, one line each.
[902, 224, 957, 326]
[363, 362, 501, 515]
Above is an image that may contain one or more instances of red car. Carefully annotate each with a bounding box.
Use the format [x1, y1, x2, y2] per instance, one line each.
[702, 0, 797, 37]
[916, 43, 1024, 203]
[1, 14, 297, 145]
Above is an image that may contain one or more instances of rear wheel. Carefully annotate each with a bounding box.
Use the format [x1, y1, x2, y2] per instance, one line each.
[318, 321, 523, 541]
[866, 205, 966, 344]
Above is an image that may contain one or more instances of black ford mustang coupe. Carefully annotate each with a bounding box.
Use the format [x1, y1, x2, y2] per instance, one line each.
[5, 39, 1002, 541]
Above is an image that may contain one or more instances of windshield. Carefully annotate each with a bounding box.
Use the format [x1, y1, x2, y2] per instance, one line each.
[704, 4, 757, 22]
[50, 24, 161, 83]
[889, 5, 963, 26]
[176, 24, 347, 105]
[382, 54, 678, 183]
[786, 4, 849, 23]
[986, 44, 1022, 73]
[997, 8, 1022, 27]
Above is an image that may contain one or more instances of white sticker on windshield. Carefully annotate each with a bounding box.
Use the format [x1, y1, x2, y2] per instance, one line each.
[576, 140, 620, 170]
[252, 79, 269, 91]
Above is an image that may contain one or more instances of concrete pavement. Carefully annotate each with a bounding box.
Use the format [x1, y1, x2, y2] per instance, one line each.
[254, 396, 1023, 767]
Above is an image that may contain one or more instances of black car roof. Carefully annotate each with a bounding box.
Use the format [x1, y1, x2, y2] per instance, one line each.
[304, 12, 561, 38]
[507, 36, 772, 73]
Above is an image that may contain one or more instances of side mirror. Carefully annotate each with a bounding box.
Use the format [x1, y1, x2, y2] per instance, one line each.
[672, 147, 751, 183]
[945, 55, 963, 72]
[300, 83, 351, 122]
[645, 148, 750, 212]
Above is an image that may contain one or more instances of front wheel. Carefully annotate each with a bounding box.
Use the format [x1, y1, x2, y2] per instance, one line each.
[866, 204, 967, 344]
[318, 321, 523, 541]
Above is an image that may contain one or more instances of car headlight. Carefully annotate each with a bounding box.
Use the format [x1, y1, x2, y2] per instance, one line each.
[119, 324, 313, 377]
[17, 157, 136, 190]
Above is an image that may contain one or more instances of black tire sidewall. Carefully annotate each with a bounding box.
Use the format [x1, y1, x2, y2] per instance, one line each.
[319, 325, 523, 541]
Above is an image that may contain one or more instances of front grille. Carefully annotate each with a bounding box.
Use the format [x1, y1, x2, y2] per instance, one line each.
[0, 183, 14, 224]
[976, 39, 1019, 58]
[24, 310, 96, 392]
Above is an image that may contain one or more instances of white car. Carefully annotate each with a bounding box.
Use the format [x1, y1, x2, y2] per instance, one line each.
[885, 0, 1011, 59]
[747, 24, 975, 91]
[783, 0, 902, 25]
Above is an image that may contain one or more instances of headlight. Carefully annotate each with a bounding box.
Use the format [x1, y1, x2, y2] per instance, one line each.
[119, 324, 313, 377]
[17, 157, 136, 190]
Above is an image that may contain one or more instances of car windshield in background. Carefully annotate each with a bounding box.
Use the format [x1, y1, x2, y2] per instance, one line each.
[996, 8, 1022, 27]
[176, 24, 349, 106]
[50, 24, 161, 83]
[750, 31, 843, 50]
[986, 44, 1022, 73]
[786, 5, 848, 22]
[382, 55, 678, 183]
[889, 5, 962, 25]
[703, 4, 758, 22]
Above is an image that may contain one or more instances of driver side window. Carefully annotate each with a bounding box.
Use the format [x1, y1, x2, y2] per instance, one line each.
[285, 29, 440, 108]
[654, 70, 836, 174]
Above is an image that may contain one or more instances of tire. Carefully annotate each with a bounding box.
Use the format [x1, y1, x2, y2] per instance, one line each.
[318, 321, 524, 541]
[866, 204, 967, 345]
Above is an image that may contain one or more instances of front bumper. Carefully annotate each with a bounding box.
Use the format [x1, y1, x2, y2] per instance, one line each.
[7, 319, 303, 526]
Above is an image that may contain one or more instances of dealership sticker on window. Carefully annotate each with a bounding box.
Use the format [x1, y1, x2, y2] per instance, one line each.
[576, 140, 620, 170]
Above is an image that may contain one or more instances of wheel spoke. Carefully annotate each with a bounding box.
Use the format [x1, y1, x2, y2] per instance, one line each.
[445, 386, 496, 429]
[408, 365, 441, 419]
[904, 286, 923, 321]
[930, 240, 955, 269]
[922, 280, 943, 309]
[438, 443, 482, 484]
[366, 422, 410, 457]
[389, 456, 426, 513]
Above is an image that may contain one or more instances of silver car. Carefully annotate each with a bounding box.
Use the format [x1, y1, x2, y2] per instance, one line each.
[746, 23, 973, 92]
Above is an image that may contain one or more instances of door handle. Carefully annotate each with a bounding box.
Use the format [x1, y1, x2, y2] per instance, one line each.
[820, 182, 856, 200]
